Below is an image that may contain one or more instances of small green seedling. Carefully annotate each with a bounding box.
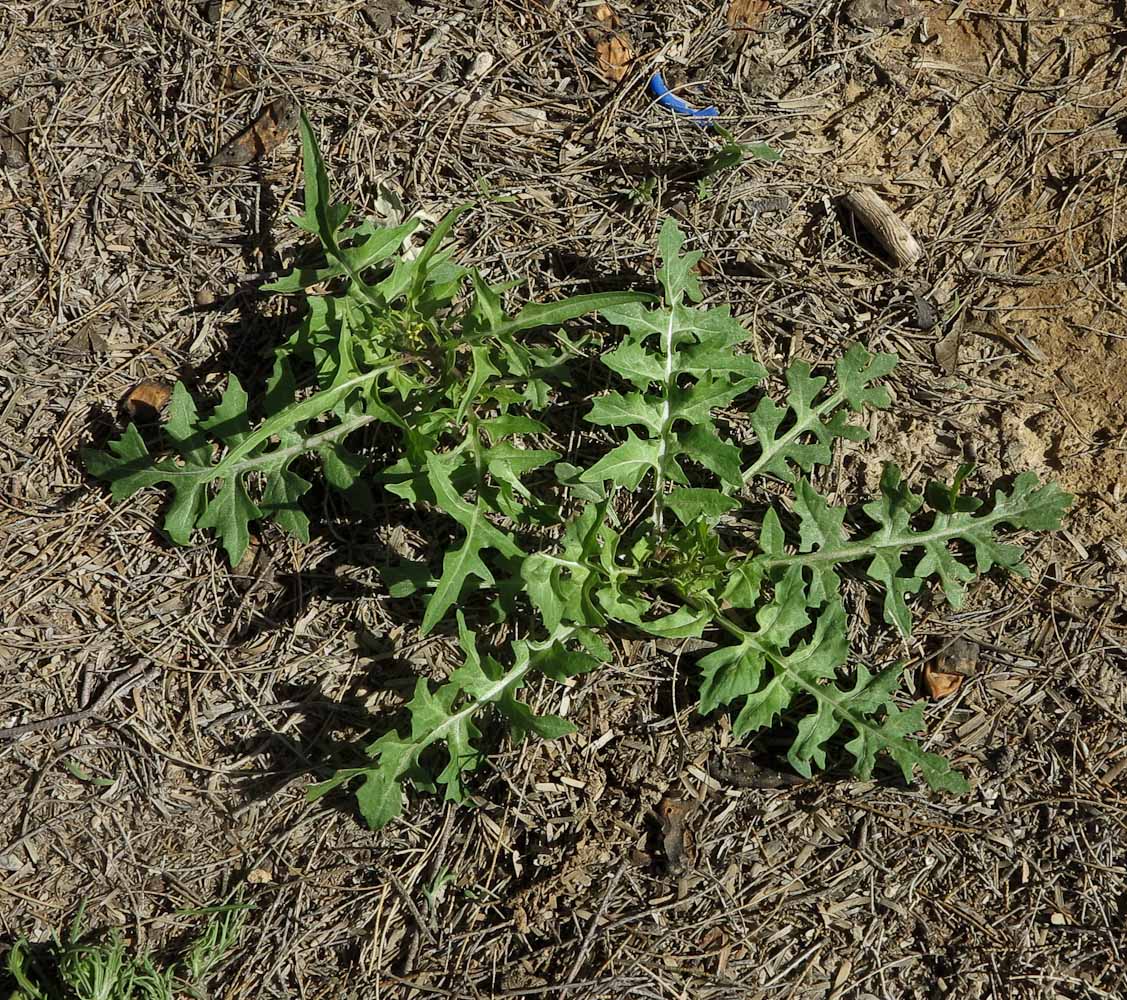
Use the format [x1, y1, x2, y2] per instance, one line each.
[85, 117, 1071, 829]
[622, 175, 657, 207]
[698, 126, 780, 200]
[5, 898, 248, 1000]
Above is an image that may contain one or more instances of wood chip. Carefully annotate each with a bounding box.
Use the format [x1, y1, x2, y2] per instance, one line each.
[654, 796, 694, 874]
[61, 213, 88, 262]
[588, 3, 632, 82]
[592, 3, 620, 28]
[727, 0, 771, 29]
[840, 187, 923, 267]
[208, 97, 300, 168]
[933, 326, 961, 374]
[122, 379, 172, 422]
[218, 64, 256, 93]
[595, 33, 633, 83]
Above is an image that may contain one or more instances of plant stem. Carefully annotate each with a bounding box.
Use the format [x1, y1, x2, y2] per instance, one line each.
[652, 295, 680, 531]
[759, 505, 1022, 571]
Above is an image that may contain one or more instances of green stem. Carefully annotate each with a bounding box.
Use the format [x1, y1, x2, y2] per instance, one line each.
[467, 411, 486, 483]
[221, 370, 381, 466]
[652, 295, 681, 532]
[759, 505, 1021, 571]
[160, 363, 407, 482]
[417, 626, 575, 755]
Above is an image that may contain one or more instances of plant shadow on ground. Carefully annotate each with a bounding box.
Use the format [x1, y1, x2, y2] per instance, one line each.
[213, 644, 415, 823]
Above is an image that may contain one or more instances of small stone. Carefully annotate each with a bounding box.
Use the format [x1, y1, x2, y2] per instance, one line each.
[194, 288, 216, 307]
[844, 0, 917, 29]
[465, 51, 494, 81]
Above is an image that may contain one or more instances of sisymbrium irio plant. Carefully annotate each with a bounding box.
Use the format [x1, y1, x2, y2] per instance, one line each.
[85, 116, 1072, 828]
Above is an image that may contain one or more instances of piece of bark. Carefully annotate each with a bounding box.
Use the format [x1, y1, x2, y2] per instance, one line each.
[1, 108, 30, 168]
[727, 0, 771, 29]
[841, 187, 923, 267]
[592, 3, 619, 28]
[595, 33, 633, 82]
[208, 97, 300, 168]
[654, 797, 694, 873]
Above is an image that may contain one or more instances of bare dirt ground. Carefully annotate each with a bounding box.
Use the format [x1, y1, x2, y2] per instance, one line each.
[1, 1, 1125, 997]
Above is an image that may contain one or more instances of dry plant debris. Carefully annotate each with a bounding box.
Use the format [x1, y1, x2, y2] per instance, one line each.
[121, 379, 172, 422]
[654, 796, 695, 872]
[217, 64, 256, 93]
[933, 325, 960, 374]
[589, 3, 633, 83]
[0, 107, 30, 168]
[595, 35, 633, 83]
[923, 638, 979, 700]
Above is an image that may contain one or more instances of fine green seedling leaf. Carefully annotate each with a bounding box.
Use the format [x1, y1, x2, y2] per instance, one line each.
[697, 126, 780, 199]
[6, 896, 249, 1000]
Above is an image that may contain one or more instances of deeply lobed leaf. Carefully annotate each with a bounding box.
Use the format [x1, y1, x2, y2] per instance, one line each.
[583, 220, 765, 506]
[307, 617, 599, 827]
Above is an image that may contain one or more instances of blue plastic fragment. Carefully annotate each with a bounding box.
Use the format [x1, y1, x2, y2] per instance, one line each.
[649, 71, 720, 126]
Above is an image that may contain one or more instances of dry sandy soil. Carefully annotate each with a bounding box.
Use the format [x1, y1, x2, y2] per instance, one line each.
[1, 1, 1125, 998]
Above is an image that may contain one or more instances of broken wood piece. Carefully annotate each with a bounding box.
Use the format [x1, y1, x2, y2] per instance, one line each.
[841, 187, 923, 267]
[208, 97, 300, 168]
[727, 0, 771, 29]
[595, 33, 633, 83]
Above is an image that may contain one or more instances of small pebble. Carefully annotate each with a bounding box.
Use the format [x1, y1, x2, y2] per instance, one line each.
[466, 51, 494, 81]
[194, 288, 216, 307]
